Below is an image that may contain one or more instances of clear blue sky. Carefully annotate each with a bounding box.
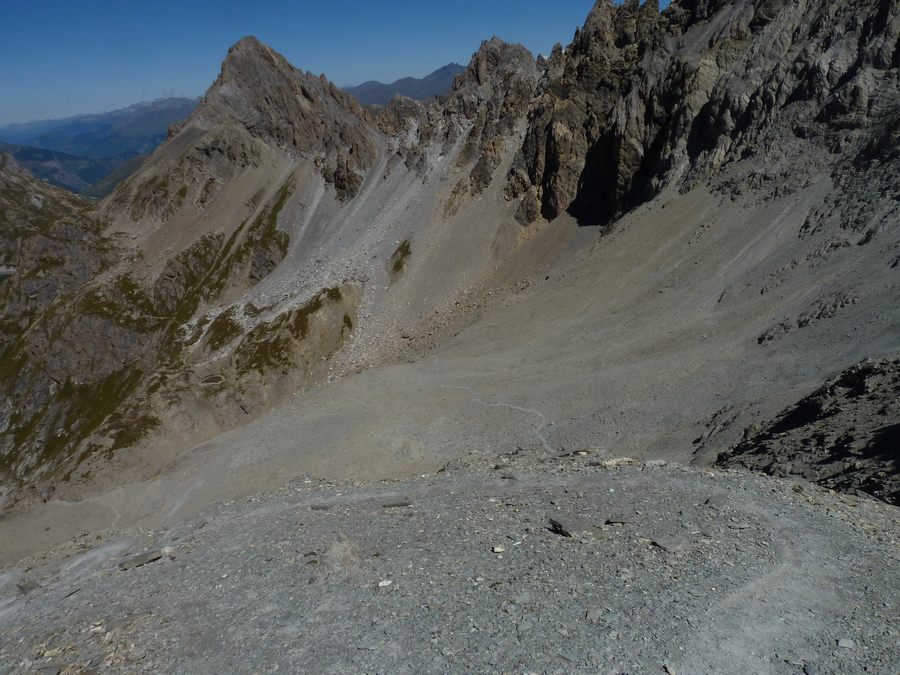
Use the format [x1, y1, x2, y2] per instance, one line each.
[0, 1, 670, 126]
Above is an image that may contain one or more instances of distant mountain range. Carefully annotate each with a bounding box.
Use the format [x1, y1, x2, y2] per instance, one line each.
[0, 98, 198, 196]
[0, 97, 198, 158]
[0, 142, 136, 196]
[344, 63, 465, 106]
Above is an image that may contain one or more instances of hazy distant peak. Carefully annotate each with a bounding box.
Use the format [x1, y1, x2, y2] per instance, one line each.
[0, 98, 199, 193]
[344, 62, 466, 106]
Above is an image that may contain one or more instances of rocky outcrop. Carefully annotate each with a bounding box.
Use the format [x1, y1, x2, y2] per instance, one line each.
[717, 357, 900, 504]
[508, 0, 900, 225]
[452, 39, 540, 195]
[412, 38, 541, 214]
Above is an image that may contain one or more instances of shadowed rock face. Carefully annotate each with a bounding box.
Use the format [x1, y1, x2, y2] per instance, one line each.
[508, 0, 900, 225]
[718, 357, 900, 504]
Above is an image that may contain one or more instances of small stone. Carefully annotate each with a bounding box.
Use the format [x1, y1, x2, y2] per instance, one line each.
[585, 607, 605, 623]
[598, 457, 637, 468]
[118, 550, 163, 571]
[127, 648, 147, 661]
[704, 495, 728, 510]
[16, 578, 40, 595]
[604, 515, 633, 525]
[378, 580, 392, 588]
[549, 516, 595, 537]
[803, 664, 819, 675]
[837, 638, 855, 649]
[492, 546, 506, 554]
[651, 536, 691, 554]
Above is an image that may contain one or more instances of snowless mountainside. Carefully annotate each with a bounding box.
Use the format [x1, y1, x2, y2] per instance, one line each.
[0, 97, 198, 160]
[0, 0, 898, 670]
[0, 0, 896, 610]
[0, 0, 895, 509]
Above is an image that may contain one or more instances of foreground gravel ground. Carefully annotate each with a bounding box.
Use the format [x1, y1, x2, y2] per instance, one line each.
[1, 457, 898, 674]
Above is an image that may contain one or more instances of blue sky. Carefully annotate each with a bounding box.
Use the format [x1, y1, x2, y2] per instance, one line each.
[0, 1, 669, 126]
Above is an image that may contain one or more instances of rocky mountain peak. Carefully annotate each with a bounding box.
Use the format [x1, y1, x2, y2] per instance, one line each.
[452, 37, 536, 93]
[195, 35, 370, 134]
[222, 35, 271, 63]
[387, 35, 541, 193]
[419, 37, 542, 212]
[187, 36, 376, 198]
[212, 36, 293, 92]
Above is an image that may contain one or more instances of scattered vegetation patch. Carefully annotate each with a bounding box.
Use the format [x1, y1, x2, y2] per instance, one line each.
[107, 411, 160, 453]
[182, 314, 210, 347]
[130, 175, 168, 221]
[388, 239, 412, 282]
[78, 274, 163, 332]
[156, 232, 227, 324]
[128, 174, 192, 221]
[444, 180, 469, 217]
[4, 366, 145, 481]
[0, 339, 27, 388]
[236, 179, 293, 284]
[203, 307, 242, 352]
[233, 286, 346, 374]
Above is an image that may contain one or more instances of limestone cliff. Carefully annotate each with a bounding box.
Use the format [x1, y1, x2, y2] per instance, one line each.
[508, 0, 899, 225]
